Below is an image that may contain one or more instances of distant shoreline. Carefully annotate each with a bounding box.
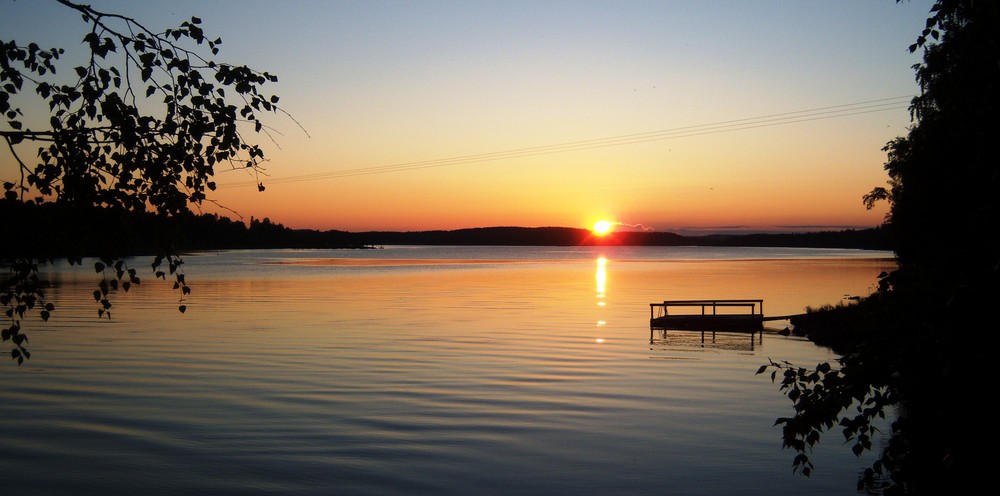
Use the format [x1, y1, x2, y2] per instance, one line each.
[2, 200, 893, 258]
[307, 225, 893, 251]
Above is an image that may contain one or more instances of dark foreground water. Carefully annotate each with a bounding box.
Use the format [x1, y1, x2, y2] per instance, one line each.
[2, 246, 895, 495]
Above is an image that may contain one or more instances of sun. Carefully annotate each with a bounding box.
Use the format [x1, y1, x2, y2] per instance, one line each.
[592, 220, 614, 236]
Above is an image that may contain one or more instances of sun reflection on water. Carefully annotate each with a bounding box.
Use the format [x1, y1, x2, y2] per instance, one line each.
[595, 256, 608, 342]
[596, 256, 607, 299]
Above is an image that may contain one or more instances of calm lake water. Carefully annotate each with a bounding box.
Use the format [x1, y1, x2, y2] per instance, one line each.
[3, 246, 895, 495]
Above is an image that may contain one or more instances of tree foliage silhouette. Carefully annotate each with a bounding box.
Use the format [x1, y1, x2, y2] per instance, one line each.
[762, 1, 999, 493]
[2, 0, 285, 364]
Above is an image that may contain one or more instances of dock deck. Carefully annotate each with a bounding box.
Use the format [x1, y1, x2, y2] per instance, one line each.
[650, 299, 764, 331]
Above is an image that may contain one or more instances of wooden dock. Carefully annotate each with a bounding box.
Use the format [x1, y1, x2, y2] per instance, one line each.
[649, 299, 807, 346]
[650, 299, 764, 331]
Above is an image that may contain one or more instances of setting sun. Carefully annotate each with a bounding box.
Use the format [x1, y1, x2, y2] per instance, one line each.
[592, 220, 614, 236]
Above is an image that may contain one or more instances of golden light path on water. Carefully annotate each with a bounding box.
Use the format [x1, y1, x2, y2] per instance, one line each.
[596, 256, 608, 343]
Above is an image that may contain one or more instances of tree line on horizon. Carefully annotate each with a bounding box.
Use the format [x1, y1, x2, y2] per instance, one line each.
[0, 199, 892, 256]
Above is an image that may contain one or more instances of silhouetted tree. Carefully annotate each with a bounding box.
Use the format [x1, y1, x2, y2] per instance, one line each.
[2, 0, 285, 363]
[763, 1, 999, 493]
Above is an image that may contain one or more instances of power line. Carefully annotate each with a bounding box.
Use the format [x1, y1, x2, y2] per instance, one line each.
[219, 95, 913, 188]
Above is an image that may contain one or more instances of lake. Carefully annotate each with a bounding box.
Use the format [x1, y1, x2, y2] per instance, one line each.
[2, 246, 896, 495]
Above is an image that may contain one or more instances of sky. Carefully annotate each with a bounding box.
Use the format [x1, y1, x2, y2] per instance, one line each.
[1, 0, 935, 234]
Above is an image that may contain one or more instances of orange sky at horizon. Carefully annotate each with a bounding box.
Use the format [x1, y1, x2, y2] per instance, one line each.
[205, 108, 895, 234]
[2, 1, 926, 235]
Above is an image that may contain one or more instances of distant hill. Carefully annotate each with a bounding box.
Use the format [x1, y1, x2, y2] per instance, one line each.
[331, 225, 892, 250]
[2, 200, 892, 260]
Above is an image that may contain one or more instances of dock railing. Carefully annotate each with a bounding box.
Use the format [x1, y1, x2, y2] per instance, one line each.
[650, 299, 763, 321]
